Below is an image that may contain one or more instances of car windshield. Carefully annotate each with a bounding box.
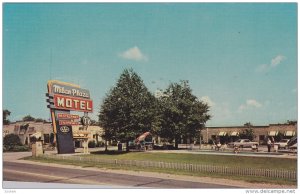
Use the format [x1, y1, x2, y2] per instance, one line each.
[280, 139, 289, 143]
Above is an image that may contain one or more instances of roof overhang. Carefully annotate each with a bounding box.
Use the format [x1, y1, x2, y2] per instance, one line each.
[230, 132, 239, 136]
[218, 132, 227, 136]
[268, 131, 279, 136]
[285, 131, 296, 136]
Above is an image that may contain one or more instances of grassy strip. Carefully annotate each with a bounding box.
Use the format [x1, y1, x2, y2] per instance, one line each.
[24, 156, 296, 186]
[87, 151, 297, 170]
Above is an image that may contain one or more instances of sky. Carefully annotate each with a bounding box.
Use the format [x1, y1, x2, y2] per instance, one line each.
[3, 3, 298, 127]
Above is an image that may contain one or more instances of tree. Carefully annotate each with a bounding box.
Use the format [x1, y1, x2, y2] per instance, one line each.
[3, 134, 22, 150]
[3, 109, 11, 125]
[157, 81, 211, 149]
[240, 124, 256, 141]
[244, 122, 253, 127]
[99, 69, 157, 151]
[35, 118, 46, 122]
[286, 120, 297, 125]
[22, 115, 35, 121]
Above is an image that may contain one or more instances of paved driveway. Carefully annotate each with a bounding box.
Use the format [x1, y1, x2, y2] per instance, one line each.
[3, 151, 32, 161]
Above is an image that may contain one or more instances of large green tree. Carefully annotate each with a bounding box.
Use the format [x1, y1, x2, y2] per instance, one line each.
[3, 109, 11, 125]
[157, 81, 211, 149]
[99, 69, 157, 151]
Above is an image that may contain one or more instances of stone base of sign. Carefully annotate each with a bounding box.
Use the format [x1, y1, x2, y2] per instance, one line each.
[82, 140, 89, 154]
[32, 141, 44, 157]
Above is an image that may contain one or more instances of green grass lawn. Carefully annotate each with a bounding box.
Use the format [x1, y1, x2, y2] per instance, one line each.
[87, 151, 296, 171]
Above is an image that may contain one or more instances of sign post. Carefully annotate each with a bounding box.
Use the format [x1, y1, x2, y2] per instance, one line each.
[46, 80, 93, 154]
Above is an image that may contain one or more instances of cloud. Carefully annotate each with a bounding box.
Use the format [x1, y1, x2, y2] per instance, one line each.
[256, 55, 286, 72]
[200, 96, 215, 107]
[271, 55, 285, 67]
[119, 46, 148, 61]
[238, 99, 262, 111]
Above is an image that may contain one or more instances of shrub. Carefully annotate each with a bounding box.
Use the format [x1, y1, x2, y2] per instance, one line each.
[3, 145, 30, 152]
[30, 136, 37, 144]
[88, 140, 96, 148]
[208, 139, 214, 144]
[96, 141, 105, 147]
[12, 145, 30, 152]
[3, 134, 22, 150]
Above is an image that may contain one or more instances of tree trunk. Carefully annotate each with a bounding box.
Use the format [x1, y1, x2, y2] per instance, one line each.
[126, 141, 129, 152]
[96, 134, 99, 144]
[105, 140, 108, 152]
[175, 139, 179, 149]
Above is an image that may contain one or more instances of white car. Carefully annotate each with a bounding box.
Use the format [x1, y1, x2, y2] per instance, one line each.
[228, 139, 259, 148]
[274, 139, 290, 149]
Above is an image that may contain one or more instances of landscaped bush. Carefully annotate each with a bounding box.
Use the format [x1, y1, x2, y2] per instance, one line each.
[88, 140, 96, 148]
[3, 134, 22, 151]
[111, 141, 118, 146]
[3, 145, 30, 152]
[96, 141, 105, 147]
[208, 139, 214, 144]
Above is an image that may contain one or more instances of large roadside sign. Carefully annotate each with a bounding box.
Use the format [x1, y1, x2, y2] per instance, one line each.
[46, 80, 93, 154]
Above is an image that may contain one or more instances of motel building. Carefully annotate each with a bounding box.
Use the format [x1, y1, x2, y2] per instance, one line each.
[3, 120, 297, 148]
[201, 123, 297, 145]
[3, 121, 104, 149]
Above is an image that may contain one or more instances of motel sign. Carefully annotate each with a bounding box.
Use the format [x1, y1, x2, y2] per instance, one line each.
[46, 80, 93, 154]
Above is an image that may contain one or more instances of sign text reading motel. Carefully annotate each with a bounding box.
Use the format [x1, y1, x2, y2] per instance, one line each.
[54, 94, 93, 112]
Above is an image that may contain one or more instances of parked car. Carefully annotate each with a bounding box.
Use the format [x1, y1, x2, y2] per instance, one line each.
[228, 139, 259, 148]
[128, 141, 136, 149]
[289, 143, 297, 150]
[153, 144, 164, 150]
[274, 139, 290, 149]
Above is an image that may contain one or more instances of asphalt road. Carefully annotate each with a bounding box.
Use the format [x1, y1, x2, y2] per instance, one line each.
[3, 161, 238, 189]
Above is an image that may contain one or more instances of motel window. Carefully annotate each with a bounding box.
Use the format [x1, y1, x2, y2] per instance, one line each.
[28, 127, 35, 133]
[44, 134, 50, 144]
[259, 135, 266, 144]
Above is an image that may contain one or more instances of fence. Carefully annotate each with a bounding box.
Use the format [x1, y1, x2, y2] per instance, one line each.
[41, 154, 296, 180]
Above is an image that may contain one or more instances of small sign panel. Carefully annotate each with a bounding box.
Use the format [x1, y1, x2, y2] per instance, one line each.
[81, 116, 91, 126]
[60, 126, 70, 133]
[57, 113, 80, 120]
[59, 120, 80, 126]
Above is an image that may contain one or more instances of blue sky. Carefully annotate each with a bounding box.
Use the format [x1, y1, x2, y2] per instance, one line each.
[3, 3, 297, 126]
